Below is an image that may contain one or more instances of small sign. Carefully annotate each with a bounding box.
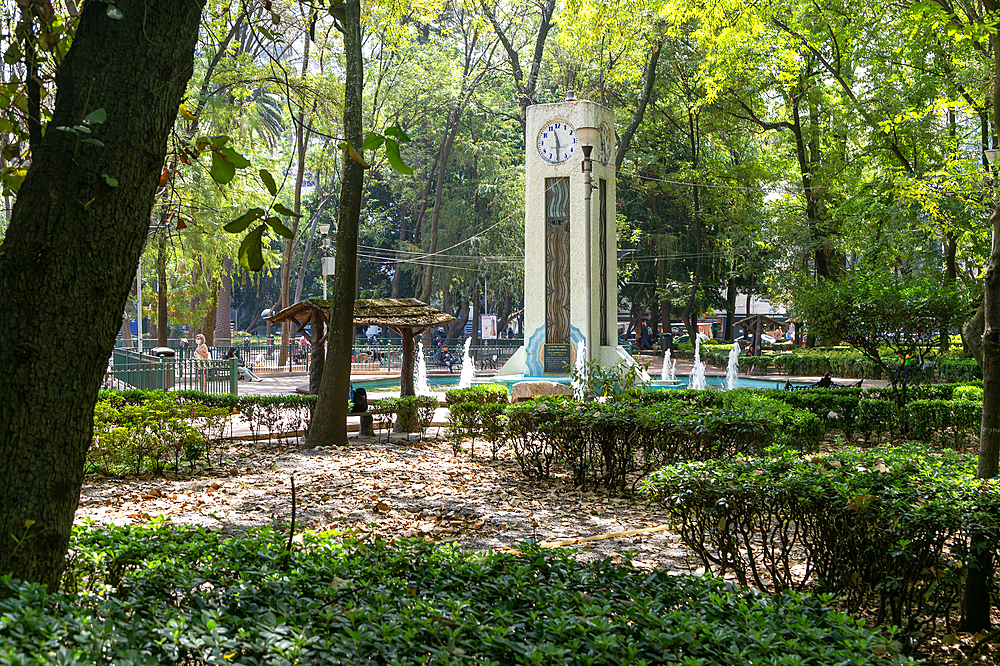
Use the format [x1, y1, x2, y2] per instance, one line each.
[543, 343, 572, 374]
[481, 314, 498, 340]
[322, 257, 336, 276]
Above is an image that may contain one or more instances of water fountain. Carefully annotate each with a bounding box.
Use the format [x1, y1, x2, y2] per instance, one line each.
[572, 342, 587, 400]
[457, 337, 476, 388]
[689, 338, 707, 390]
[725, 339, 741, 390]
[415, 341, 430, 395]
[661, 347, 676, 383]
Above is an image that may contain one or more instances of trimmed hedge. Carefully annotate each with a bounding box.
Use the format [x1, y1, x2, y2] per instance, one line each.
[444, 384, 509, 405]
[0, 523, 915, 666]
[502, 394, 822, 491]
[642, 444, 998, 650]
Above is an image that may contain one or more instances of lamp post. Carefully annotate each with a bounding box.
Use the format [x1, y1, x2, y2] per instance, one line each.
[577, 125, 599, 364]
[319, 223, 332, 300]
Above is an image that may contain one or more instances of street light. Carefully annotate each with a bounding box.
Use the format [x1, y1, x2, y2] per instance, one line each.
[577, 125, 599, 364]
[986, 148, 1000, 166]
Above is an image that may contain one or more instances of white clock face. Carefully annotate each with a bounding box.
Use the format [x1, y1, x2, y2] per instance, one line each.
[598, 122, 613, 164]
[536, 119, 577, 164]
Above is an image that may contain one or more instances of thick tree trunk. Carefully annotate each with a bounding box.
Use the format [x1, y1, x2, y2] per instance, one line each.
[0, 0, 203, 589]
[306, 0, 363, 448]
[964, 13, 1000, 632]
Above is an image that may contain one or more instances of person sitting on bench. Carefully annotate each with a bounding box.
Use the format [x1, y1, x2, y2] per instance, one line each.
[225, 347, 262, 382]
[440, 346, 456, 373]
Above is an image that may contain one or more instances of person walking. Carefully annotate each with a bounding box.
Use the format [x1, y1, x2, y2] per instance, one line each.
[195, 333, 211, 392]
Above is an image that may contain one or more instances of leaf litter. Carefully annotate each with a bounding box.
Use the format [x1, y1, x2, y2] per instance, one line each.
[76, 431, 698, 570]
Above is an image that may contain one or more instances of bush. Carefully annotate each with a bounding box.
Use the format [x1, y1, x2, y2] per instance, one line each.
[503, 393, 821, 491]
[444, 384, 509, 406]
[0, 523, 911, 666]
[90, 394, 230, 475]
[642, 444, 999, 650]
[938, 358, 982, 382]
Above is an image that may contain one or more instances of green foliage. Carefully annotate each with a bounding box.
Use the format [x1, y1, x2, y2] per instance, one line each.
[0, 524, 915, 665]
[642, 445, 994, 650]
[937, 358, 982, 383]
[793, 270, 972, 403]
[568, 358, 651, 399]
[90, 395, 229, 475]
[96, 390, 316, 457]
[444, 384, 509, 406]
[502, 392, 821, 490]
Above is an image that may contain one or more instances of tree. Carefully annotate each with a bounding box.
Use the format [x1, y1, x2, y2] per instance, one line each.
[0, 0, 205, 588]
[794, 269, 970, 406]
[306, 0, 365, 448]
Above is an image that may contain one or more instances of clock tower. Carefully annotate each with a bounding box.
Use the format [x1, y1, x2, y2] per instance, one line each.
[499, 97, 636, 377]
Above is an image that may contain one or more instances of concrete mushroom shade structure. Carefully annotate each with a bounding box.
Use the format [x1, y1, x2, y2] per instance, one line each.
[266, 298, 455, 397]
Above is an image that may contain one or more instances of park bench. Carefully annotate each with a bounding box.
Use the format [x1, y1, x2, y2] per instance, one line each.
[784, 374, 863, 391]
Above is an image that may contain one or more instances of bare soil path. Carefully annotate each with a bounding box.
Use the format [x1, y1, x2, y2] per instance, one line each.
[76, 431, 699, 571]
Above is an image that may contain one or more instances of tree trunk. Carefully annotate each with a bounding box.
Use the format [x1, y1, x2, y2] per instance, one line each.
[964, 9, 1000, 632]
[308, 309, 325, 395]
[725, 278, 737, 341]
[214, 258, 232, 345]
[157, 232, 169, 347]
[202, 284, 219, 346]
[0, 0, 203, 589]
[306, 0, 363, 449]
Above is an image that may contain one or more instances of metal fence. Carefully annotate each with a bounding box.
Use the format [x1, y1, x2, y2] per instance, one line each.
[105, 348, 238, 395]
[108, 339, 519, 387]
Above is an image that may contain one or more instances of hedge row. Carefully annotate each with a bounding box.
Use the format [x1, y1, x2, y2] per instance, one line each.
[699, 350, 982, 381]
[642, 444, 994, 651]
[495, 394, 822, 491]
[0, 524, 916, 666]
[98, 389, 317, 446]
[622, 383, 986, 447]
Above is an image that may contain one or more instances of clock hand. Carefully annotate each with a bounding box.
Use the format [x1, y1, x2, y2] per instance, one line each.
[554, 131, 561, 159]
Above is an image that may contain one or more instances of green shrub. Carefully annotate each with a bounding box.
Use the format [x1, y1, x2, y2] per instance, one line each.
[444, 384, 509, 406]
[938, 358, 982, 382]
[642, 444, 996, 651]
[502, 393, 818, 491]
[90, 395, 230, 475]
[0, 525, 898, 665]
[905, 399, 981, 448]
[953, 384, 984, 401]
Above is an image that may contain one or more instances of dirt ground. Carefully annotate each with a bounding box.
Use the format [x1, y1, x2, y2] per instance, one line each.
[76, 430, 699, 571]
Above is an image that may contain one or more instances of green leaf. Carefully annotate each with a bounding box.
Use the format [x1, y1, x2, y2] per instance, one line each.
[106, 6, 123, 19]
[81, 138, 105, 148]
[224, 208, 265, 233]
[0, 118, 14, 133]
[273, 203, 302, 218]
[102, 173, 118, 187]
[384, 125, 411, 143]
[384, 138, 413, 175]
[210, 151, 236, 184]
[259, 169, 277, 196]
[266, 216, 294, 239]
[209, 136, 230, 148]
[238, 224, 266, 271]
[83, 108, 107, 125]
[220, 146, 250, 169]
[329, 2, 347, 27]
[3, 42, 22, 66]
[363, 132, 385, 150]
